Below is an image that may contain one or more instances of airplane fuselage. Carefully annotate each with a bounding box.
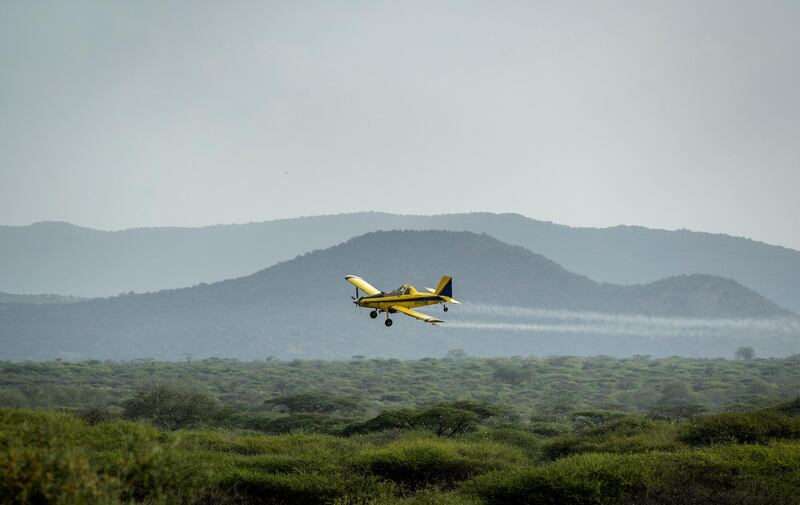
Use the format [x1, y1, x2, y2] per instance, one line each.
[357, 293, 446, 311]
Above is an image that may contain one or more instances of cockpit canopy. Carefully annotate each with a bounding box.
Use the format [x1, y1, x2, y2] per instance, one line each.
[389, 284, 416, 296]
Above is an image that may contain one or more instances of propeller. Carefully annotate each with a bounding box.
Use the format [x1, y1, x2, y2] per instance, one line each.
[352, 287, 359, 312]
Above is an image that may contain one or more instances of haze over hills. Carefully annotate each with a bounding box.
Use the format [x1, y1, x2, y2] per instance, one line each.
[1, 230, 796, 362]
[0, 291, 83, 304]
[1, 213, 799, 314]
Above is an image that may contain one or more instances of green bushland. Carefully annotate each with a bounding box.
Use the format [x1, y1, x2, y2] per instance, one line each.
[463, 452, 659, 505]
[3, 356, 800, 420]
[4, 356, 800, 503]
[464, 444, 800, 505]
[4, 403, 800, 504]
[541, 416, 681, 460]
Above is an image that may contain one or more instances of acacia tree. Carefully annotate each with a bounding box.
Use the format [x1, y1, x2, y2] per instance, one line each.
[411, 405, 481, 436]
[123, 382, 219, 430]
[264, 393, 362, 415]
[492, 365, 531, 386]
[344, 401, 502, 436]
[735, 346, 756, 360]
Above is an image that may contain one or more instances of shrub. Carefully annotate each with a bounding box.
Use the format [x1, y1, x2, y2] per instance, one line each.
[355, 441, 476, 488]
[775, 396, 800, 417]
[647, 403, 707, 422]
[541, 417, 679, 460]
[113, 444, 206, 503]
[77, 406, 119, 425]
[0, 389, 27, 408]
[0, 408, 84, 449]
[369, 488, 482, 505]
[680, 410, 800, 445]
[79, 418, 164, 453]
[465, 427, 541, 458]
[650, 444, 800, 505]
[79, 422, 211, 504]
[213, 469, 393, 505]
[528, 422, 570, 437]
[353, 437, 521, 490]
[463, 452, 657, 505]
[123, 382, 219, 430]
[580, 416, 657, 437]
[0, 447, 114, 504]
[465, 445, 800, 505]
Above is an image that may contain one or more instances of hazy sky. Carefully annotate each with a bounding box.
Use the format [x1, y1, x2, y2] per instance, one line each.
[1, 1, 798, 249]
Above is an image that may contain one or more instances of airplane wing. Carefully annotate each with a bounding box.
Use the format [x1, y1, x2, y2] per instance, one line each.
[345, 275, 381, 296]
[391, 305, 444, 324]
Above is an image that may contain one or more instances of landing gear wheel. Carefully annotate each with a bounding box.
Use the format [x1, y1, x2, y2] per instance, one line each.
[370, 311, 378, 319]
[385, 319, 393, 327]
[443, 306, 449, 312]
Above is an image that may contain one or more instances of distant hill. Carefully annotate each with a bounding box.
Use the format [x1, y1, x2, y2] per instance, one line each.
[0, 291, 82, 304]
[1, 231, 795, 361]
[1, 213, 799, 314]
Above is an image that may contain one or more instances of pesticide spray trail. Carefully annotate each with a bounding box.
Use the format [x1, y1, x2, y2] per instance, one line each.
[444, 304, 800, 338]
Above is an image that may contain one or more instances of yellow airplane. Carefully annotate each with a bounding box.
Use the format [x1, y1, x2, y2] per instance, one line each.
[345, 275, 460, 326]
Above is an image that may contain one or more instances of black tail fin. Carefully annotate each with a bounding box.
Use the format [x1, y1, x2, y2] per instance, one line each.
[434, 276, 452, 298]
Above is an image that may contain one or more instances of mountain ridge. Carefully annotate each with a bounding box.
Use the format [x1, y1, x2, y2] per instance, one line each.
[13, 212, 797, 252]
[1, 230, 795, 361]
[2, 212, 799, 313]
[11, 214, 799, 252]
